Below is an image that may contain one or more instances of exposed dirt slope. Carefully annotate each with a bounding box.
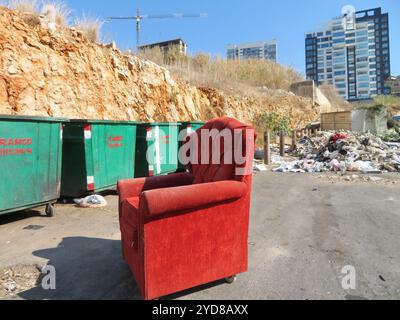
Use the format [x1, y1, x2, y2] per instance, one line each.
[0, 7, 319, 128]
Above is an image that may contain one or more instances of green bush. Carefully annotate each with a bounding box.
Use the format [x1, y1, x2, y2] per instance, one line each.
[254, 111, 291, 135]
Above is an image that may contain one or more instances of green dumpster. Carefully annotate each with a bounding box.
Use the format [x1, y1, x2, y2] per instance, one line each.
[178, 121, 205, 172]
[61, 120, 139, 197]
[135, 123, 179, 178]
[0, 115, 66, 217]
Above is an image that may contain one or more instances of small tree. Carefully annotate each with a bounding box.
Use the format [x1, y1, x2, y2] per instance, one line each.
[254, 111, 291, 135]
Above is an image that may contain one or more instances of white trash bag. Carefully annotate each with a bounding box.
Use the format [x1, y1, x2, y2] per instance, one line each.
[74, 195, 107, 208]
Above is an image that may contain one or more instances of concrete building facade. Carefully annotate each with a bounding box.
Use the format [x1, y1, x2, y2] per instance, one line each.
[139, 38, 188, 55]
[305, 7, 391, 101]
[227, 40, 277, 62]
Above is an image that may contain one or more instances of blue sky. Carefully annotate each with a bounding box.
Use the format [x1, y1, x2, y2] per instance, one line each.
[64, 0, 399, 76]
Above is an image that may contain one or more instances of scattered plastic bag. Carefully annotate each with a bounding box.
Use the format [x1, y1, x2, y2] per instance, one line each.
[355, 161, 382, 174]
[330, 159, 340, 172]
[254, 164, 268, 172]
[74, 195, 107, 208]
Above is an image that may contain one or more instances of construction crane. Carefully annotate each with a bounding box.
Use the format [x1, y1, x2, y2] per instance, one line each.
[107, 8, 208, 51]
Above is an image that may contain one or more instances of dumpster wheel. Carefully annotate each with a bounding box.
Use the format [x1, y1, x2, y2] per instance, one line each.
[224, 275, 237, 284]
[45, 204, 54, 217]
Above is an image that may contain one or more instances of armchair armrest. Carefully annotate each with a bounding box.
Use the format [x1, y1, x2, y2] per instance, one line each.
[141, 180, 247, 218]
[118, 172, 195, 200]
[118, 172, 195, 217]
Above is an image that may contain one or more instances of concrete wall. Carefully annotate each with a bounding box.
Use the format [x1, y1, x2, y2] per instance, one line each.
[290, 80, 333, 114]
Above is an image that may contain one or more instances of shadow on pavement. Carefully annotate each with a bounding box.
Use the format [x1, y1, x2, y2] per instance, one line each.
[18, 236, 141, 300]
[17, 236, 229, 300]
[0, 209, 48, 225]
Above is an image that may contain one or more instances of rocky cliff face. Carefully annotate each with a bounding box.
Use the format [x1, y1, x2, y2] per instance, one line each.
[0, 6, 319, 128]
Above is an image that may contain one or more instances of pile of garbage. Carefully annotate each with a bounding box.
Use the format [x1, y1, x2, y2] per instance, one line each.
[380, 128, 400, 142]
[1, 265, 41, 298]
[273, 131, 400, 174]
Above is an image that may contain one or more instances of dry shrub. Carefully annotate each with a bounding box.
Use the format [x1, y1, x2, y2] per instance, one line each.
[319, 83, 351, 111]
[137, 47, 165, 65]
[137, 47, 303, 97]
[41, 2, 71, 27]
[73, 15, 102, 42]
[5, 0, 39, 14]
[3, 1, 71, 27]
[1, 0, 41, 27]
[23, 13, 41, 27]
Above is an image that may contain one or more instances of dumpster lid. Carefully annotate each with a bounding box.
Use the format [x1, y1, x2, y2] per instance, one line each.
[0, 114, 68, 122]
[68, 119, 141, 124]
[179, 121, 205, 125]
[139, 122, 180, 126]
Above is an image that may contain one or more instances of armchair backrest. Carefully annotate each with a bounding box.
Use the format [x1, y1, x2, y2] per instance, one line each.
[187, 117, 256, 184]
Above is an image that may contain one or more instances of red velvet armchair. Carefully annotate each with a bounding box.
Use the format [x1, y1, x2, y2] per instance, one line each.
[118, 117, 255, 300]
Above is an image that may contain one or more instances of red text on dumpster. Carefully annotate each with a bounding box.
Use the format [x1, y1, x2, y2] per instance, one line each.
[161, 135, 170, 145]
[107, 136, 123, 148]
[0, 138, 33, 156]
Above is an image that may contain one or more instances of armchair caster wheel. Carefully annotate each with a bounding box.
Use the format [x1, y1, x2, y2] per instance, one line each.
[224, 275, 237, 284]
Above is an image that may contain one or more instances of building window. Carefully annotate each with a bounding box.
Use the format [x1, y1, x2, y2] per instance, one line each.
[333, 38, 345, 44]
[358, 83, 370, 88]
[333, 57, 345, 64]
[333, 31, 345, 37]
[356, 30, 368, 37]
[333, 64, 345, 70]
[320, 43, 331, 48]
[356, 37, 368, 43]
